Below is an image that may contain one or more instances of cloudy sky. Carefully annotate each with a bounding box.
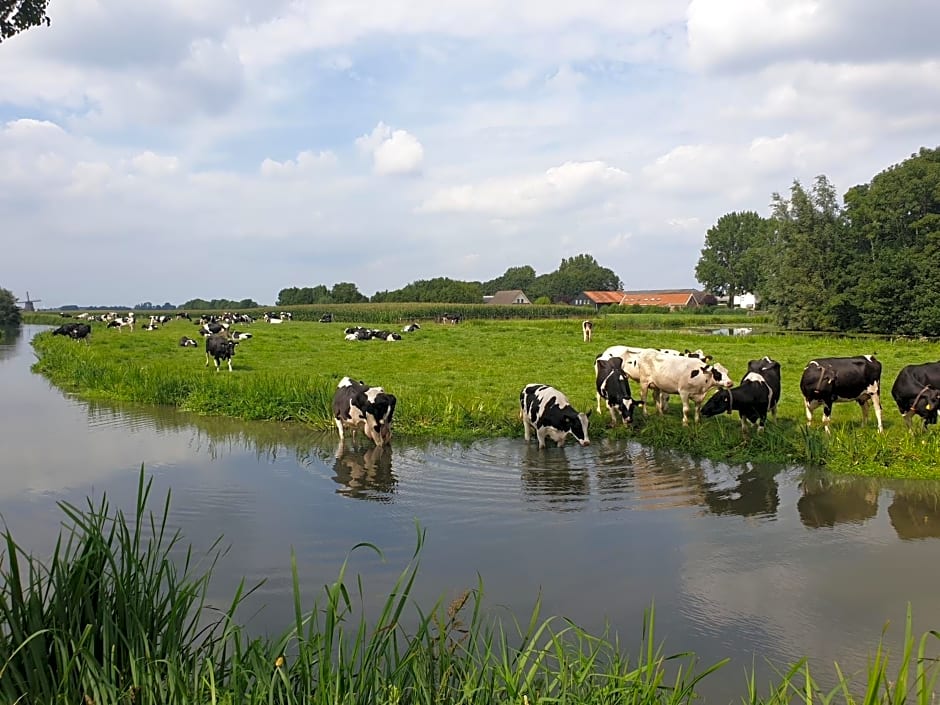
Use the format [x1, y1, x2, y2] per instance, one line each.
[2, 1, 938, 308]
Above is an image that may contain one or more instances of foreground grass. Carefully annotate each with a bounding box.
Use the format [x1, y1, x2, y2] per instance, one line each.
[28, 316, 940, 477]
[2, 473, 938, 704]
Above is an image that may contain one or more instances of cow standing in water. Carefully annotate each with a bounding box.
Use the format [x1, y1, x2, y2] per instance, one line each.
[332, 377, 397, 447]
[520, 384, 591, 449]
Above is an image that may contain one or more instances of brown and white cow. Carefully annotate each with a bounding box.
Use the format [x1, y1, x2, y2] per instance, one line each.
[634, 350, 733, 425]
[799, 355, 883, 433]
[332, 377, 397, 446]
[595, 345, 714, 413]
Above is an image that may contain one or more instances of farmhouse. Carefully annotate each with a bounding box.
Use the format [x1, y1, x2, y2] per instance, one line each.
[571, 291, 625, 309]
[617, 289, 717, 310]
[484, 290, 532, 305]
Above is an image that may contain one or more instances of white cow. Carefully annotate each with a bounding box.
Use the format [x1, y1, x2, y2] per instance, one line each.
[634, 350, 734, 426]
[595, 345, 711, 412]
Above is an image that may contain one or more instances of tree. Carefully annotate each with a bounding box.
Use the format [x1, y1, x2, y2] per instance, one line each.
[330, 282, 368, 304]
[0, 286, 22, 326]
[371, 278, 483, 303]
[482, 265, 536, 295]
[1, 0, 51, 43]
[695, 211, 766, 306]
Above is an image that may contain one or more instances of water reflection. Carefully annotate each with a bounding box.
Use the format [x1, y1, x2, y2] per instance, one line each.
[888, 485, 940, 539]
[519, 444, 591, 509]
[798, 473, 879, 528]
[0, 325, 22, 362]
[331, 442, 397, 501]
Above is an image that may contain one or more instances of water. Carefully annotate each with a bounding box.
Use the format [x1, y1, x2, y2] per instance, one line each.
[3, 325, 940, 701]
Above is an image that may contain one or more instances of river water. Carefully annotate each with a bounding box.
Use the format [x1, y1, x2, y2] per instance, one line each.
[3, 325, 940, 701]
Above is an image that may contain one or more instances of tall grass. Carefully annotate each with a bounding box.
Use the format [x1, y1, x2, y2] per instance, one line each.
[2, 473, 938, 703]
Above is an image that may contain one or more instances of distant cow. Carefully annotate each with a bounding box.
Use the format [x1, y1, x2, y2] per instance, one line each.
[593, 356, 642, 426]
[332, 377, 397, 446]
[582, 320, 593, 343]
[52, 322, 91, 341]
[402, 322, 421, 333]
[799, 355, 884, 433]
[319, 313, 333, 323]
[205, 334, 237, 372]
[179, 336, 198, 347]
[520, 384, 591, 448]
[635, 350, 733, 425]
[891, 362, 940, 431]
[440, 313, 461, 325]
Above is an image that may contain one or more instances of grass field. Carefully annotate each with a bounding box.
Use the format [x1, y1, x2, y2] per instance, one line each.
[30, 315, 940, 478]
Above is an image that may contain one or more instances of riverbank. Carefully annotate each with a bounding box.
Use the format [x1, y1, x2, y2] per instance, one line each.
[28, 316, 940, 477]
[2, 474, 936, 704]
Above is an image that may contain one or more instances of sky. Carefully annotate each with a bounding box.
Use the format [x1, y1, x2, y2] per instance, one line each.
[2, 1, 939, 308]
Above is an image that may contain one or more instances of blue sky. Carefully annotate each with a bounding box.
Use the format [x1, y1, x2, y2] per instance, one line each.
[2, 0, 939, 307]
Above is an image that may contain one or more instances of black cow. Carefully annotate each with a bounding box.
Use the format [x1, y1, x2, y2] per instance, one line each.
[799, 355, 884, 433]
[52, 322, 91, 340]
[746, 356, 781, 419]
[332, 377, 397, 446]
[891, 362, 940, 431]
[701, 369, 777, 434]
[593, 356, 642, 425]
[520, 384, 591, 448]
[205, 334, 237, 372]
[179, 336, 198, 347]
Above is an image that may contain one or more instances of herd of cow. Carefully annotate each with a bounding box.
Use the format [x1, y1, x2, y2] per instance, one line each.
[49, 317, 940, 452]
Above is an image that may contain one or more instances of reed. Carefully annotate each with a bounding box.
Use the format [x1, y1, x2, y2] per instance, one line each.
[3, 474, 938, 703]
[29, 317, 940, 477]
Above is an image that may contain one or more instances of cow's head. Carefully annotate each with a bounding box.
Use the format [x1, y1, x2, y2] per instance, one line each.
[566, 408, 592, 446]
[695, 362, 733, 388]
[700, 389, 733, 418]
[913, 387, 940, 428]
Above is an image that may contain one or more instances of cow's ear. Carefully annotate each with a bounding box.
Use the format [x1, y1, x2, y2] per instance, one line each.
[705, 355, 713, 362]
[691, 369, 701, 378]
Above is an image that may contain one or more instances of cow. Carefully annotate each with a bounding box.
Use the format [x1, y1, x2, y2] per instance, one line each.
[634, 350, 734, 425]
[891, 362, 940, 431]
[593, 356, 642, 426]
[700, 369, 777, 434]
[746, 356, 781, 419]
[520, 384, 591, 448]
[179, 336, 198, 347]
[440, 313, 461, 325]
[231, 331, 253, 341]
[332, 377, 397, 446]
[319, 313, 333, 323]
[799, 355, 884, 433]
[582, 320, 593, 343]
[205, 334, 237, 372]
[402, 322, 421, 333]
[595, 345, 714, 413]
[52, 322, 91, 341]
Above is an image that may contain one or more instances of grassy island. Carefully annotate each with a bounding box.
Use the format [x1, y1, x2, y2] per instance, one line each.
[28, 312, 940, 478]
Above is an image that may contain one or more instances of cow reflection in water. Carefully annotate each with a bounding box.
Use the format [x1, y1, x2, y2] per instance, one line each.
[797, 474, 879, 528]
[332, 442, 396, 500]
[519, 444, 590, 508]
[888, 488, 940, 540]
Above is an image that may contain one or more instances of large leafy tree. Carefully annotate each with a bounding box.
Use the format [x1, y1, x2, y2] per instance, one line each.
[1, 0, 51, 43]
[0, 286, 22, 326]
[695, 211, 767, 306]
[482, 265, 536, 295]
[330, 282, 368, 304]
[535, 254, 622, 301]
[371, 277, 483, 303]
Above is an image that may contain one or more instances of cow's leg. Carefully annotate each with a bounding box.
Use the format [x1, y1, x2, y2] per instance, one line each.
[822, 404, 833, 434]
[804, 399, 819, 427]
[597, 391, 605, 414]
[536, 427, 548, 449]
[334, 418, 345, 441]
[522, 412, 533, 442]
[227, 357, 233, 372]
[871, 391, 884, 432]
[205, 352, 211, 367]
[902, 410, 915, 432]
[680, 392, 691, 426]
[859, 399, 870, 426]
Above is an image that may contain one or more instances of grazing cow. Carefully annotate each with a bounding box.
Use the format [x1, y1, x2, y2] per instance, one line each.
[891, 362, 940, 431]
[52, 322, 91, 341]
[582, 320, 593, 343]
[440, 313, 461, 325]
[179, 336, 198, 347]
[595, 345, 714, 413]
[746, 357, 782, 419]
[319, 313, 333, 323]
[402, 322, 421, 333]
[106, 316, 134, 332]
[520, 384, 591, 448]
[332, 377, 397, 446]
[201, 321, 227, 335]
[593, 356, 642, 425]
[205, 334, 237, 372]
[799, 355, 884, 433]
[700, 370, 777, 434]
[635, 350, 733, 425]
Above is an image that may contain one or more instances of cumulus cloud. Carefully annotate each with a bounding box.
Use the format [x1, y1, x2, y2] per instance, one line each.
[260, 150, 337, 177]
[355, 123, 424, 175]
[419, 161, 629, 218]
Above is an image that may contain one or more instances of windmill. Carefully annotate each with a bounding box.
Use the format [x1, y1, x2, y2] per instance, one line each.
[16, 291, 42, 312]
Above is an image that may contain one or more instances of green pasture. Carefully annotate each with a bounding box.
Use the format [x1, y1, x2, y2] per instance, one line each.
[30, 315, 940, 478]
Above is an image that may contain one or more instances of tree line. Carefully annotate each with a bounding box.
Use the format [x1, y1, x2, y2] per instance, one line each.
[695, 146, 940, 335]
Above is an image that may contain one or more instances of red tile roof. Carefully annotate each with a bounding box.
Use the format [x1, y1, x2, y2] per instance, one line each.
[582, 291, 625, 304]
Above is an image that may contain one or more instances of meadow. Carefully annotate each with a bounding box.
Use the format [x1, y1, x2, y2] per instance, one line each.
[29, 312, 940, 478]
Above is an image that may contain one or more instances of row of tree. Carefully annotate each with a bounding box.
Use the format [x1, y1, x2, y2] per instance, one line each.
[695, 146, 940, 335]
[278, 254, 623, 306]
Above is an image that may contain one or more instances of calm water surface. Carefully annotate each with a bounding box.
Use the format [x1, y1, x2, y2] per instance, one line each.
[3, 325, 940, 702]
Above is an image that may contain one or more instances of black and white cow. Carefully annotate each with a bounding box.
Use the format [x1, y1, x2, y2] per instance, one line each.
[231, 331, 253, 341]
[332, 377, 397, 446]
[440, 313, 461, 325]
[700, 361, 780, 434]
[205, 334, 237, 372]
[402, 322, 421, 333]
[891, 362, 940, 431]
[593, 356, 642, 425]
[799, 355, 884, 433]
[319, 313, 333, 323]
[179, 336, 198, 347]
[52, 322, 91, 340]
[582, 320, 593, 343]
[520, 384, 591, 448]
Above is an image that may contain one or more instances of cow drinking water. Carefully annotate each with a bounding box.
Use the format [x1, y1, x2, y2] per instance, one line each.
[332, 377, 397, 447]
[520, 384, 591, 448]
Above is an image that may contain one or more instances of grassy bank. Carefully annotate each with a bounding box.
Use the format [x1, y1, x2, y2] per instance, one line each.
[29, 316, 940, 477]
[2, 474, 937, 704]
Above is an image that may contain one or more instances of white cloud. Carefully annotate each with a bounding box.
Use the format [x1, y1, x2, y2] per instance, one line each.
[356, 123, 424, 176]
[260, 150, 338, 177]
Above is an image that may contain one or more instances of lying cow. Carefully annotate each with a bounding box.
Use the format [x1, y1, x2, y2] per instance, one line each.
[593, 356, 642, 425]
[179, 336, 198, 347]
[582, 320, 593, 343]
[205, 334, 237, 372]
[799, 355, 884, 433]
[332, 377, 397, 446]
[635, 350, 733, 425]
[700, 362, 780, 434]
[520, 383, 591, 448]
[891, 362, 940, 431]
[319, 313, 333, 323]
